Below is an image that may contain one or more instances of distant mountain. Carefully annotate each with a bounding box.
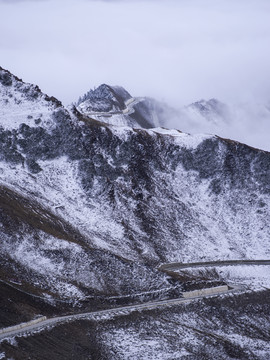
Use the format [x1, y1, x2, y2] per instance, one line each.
[77, 84, 131, 112]
[76, 83, 172, 128]
[165, 98, 270, 152]
[1, 66, 270, 359]
[187, 98, 230, 124]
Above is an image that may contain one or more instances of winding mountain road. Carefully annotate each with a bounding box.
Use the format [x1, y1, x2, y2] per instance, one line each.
[1, 259, 269, 342]
[78, 97, 144, 118]
[159, 259, 270, 272]
[0, 285, 240, 342]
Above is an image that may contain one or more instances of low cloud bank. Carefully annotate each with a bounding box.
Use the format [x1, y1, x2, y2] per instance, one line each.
[165, 100, 270, 152]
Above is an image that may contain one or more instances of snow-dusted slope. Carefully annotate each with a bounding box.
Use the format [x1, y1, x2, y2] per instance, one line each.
[0, 67, 62, 131]
[1, 67, 270, 359]
[1, 67, 270, 302]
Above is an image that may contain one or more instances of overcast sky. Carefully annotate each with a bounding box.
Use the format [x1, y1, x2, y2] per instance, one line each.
[1, 0, 270, 150]
[1, 0, 270, 108]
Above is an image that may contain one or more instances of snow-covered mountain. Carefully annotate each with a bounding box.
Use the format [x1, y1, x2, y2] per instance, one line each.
[186, 98, 230, 125]
[1, 67, 270, 359]
[76, 83, 168, 128]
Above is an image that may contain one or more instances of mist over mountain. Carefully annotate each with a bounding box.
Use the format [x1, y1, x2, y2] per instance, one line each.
[0, 67, 270, 359]
[165, 98, 270, 152]
[76, 83, 270, 152]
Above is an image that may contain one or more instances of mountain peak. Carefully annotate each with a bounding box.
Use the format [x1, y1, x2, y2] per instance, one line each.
[77, 84, 131, 112]
[188, 98, 229, 124]
[190, 98, 225, 112]
[0, 66, 63, 131]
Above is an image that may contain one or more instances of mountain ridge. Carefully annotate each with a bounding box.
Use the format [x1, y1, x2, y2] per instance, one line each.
[1, 67, 270, 359]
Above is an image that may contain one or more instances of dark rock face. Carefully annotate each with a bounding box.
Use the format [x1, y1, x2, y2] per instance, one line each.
[128, 100, 156, 128]
[0, 71, 13, 87]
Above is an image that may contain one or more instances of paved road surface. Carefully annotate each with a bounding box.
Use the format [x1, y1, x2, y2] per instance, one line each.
[159, 259, 270, 272]
[80, 97, 143, 118]
[0, 284, 242, 341]
[1, 259, 269, 342]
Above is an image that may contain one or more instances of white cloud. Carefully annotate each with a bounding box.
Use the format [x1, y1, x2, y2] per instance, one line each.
[0, 0, 270, 149]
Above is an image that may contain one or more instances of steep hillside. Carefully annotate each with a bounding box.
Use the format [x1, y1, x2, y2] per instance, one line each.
[1, 65, 270, 292]
[1, 67, 270, 359]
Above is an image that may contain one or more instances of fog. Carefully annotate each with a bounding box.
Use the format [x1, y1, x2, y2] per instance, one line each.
[1, 0, 270, 150]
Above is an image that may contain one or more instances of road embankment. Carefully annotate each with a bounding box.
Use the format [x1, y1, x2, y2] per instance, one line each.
[0, 316, 47, 336]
